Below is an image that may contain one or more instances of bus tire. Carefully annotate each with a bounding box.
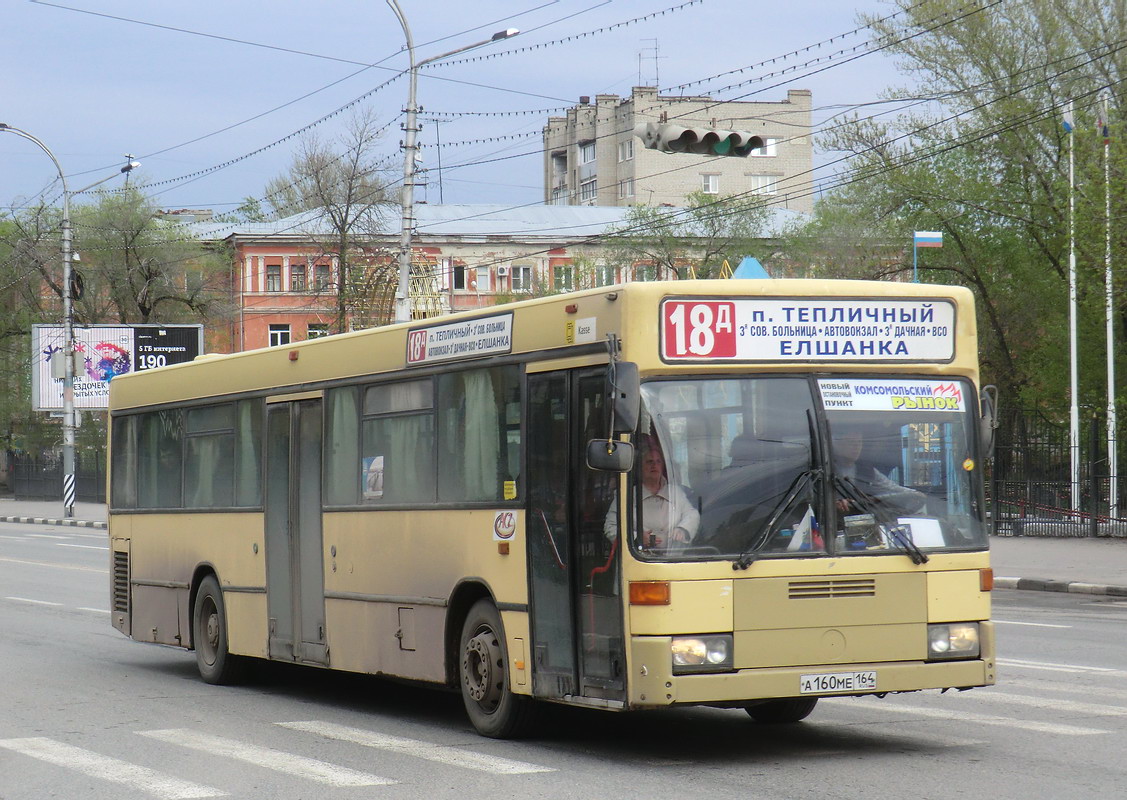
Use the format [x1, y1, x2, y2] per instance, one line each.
[193, 574, 245, 685]
[745, 697, 818, 724]
[459, 599, 534, 738]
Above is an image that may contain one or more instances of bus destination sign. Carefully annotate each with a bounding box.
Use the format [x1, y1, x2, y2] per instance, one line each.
[406, 313, 514, 366]
[660, 297, 956, 362]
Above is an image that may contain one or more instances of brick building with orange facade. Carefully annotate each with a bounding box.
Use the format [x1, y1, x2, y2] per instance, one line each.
[199, 204, 804, 352]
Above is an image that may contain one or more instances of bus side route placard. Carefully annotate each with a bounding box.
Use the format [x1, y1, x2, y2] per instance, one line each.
[406, 312, 514, 366]
[660, 297, 956, 362]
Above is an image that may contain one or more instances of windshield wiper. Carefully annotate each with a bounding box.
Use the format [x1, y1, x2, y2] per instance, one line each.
[733, 468, 821, 570]
[834, 476, 928, 565]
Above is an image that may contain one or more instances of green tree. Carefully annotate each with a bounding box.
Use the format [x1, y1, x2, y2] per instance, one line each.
[0, 187, 233, 458]
[786, 0, 1126, 409]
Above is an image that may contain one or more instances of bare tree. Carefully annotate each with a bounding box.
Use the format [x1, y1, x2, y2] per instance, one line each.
[264, 109, 397, 331]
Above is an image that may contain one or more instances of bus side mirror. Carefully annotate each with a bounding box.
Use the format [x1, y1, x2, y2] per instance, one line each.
[587, 439, 635, 472]
[607, 361, 639, 434]
[979, 385, 998, 458]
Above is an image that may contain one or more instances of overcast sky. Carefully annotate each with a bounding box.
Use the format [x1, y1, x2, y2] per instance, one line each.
[3, 0, 910, 214]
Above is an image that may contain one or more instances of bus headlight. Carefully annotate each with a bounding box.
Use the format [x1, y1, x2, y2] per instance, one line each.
[927, 622, 980, 659]
[671, 635, 734, 674]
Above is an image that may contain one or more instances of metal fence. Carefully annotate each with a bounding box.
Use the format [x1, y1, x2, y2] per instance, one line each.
[9, 453, 106, 504]
[990, 408, 1127, 537]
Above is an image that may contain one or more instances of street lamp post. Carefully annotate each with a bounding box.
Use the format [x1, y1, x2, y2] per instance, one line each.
[0, 123, 137, 517]
[384, 0, 517, 323]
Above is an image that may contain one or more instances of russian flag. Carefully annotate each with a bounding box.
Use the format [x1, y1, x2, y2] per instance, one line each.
[914, 231, 943, 248]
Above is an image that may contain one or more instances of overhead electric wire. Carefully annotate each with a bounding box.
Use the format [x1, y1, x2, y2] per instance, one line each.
[411, 0, 999, 192]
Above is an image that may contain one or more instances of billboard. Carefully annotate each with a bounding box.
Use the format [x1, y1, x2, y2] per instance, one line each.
[31, 324, 204, 411]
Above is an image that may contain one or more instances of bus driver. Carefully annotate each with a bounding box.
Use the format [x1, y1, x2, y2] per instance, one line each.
[605, 433, 700, 552]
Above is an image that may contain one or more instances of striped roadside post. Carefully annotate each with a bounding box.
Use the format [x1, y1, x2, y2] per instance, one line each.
[63, 473, 76, 518]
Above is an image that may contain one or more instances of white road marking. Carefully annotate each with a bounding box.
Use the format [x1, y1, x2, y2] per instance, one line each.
[5, 596, 63, 607]
[0, 555, 105, 573]
[977, 690, 1127, 717]
[279, 720, 556, 774]
[27, 534, 71, 540]
[826, 698, 1109, 735]
[139, 729, 395, 787]
[0, 737, 225, 799]
[78, 607, 111, 614]
[56, 542, 109, 550]
[1004, 678, 1127, 703]
[994, 619, 1072, 629]
[1000, 657, 1120, 674]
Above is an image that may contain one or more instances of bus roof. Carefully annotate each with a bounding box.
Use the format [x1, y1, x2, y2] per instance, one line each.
[108, 279, 978, 411]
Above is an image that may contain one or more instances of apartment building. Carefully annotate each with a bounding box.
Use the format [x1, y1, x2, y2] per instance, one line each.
[543, 87, 813, 213]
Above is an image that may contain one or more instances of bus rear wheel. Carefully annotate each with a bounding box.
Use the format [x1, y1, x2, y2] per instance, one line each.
[193, 575, 245, 685]
[745, 697, 818, 724]
[459, 599, 534, 738]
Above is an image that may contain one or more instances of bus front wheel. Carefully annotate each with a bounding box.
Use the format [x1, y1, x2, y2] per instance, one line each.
[458, 599, 534, 738]
[192, 575, 244, 685]
[745, 697, 818, 724]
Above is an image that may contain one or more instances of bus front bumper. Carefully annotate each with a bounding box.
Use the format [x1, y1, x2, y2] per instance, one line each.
[627, 637, 996, 709]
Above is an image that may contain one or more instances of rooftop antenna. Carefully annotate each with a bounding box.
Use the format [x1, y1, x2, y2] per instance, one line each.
[638, 38, 665, 86]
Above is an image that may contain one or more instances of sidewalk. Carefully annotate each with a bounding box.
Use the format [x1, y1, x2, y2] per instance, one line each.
[988, 534, 1127, 596]
[2, 497, 1126, 594]
[0, 497, 107, 529]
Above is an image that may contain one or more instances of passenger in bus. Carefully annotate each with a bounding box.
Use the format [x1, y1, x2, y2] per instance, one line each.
[604, 433, 699, 552]
[833, 427, 925, 516]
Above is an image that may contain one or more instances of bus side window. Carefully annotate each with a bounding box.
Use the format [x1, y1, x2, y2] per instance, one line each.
[361, 380, 436, 505]
[437, 366, 521, 503]
[325, 387, 360, 506]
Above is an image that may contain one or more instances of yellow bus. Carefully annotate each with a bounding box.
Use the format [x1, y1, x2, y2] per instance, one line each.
[108, 279, 995, 738]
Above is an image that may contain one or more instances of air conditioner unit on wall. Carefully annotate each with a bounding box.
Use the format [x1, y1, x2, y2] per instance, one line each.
[496, 266, 509, 277]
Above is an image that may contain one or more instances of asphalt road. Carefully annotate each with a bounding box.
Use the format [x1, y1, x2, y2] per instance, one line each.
[3, 519, 1127, 799]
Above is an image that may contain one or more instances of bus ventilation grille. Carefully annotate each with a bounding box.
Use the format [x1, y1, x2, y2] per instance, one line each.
[113, 551, 130, 613]
[788, 578, 876, 599]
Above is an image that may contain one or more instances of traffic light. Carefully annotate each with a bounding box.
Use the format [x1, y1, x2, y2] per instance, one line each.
[633, 122, 764, 156]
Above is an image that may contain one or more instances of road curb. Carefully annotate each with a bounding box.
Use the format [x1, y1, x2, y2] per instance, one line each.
[994, 576, 1127, 597]
[0, 515, 107, 530]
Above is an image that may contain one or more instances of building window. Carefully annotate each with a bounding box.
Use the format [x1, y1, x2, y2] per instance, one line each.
[266, 264, 282, 292]
[750, 138, 778, 157]
[635, 264, 658, 282]
[618, 178, 634, 198]
[701, 174, 719, 194]
[476, 267, 491, 292]
[307, 323, 329, 339]
[618, 139, 634, 162]
[579, 141, 596, 164]
[453, 263, 466, 291]
[595, 264, 616, 286]
[750, 175, 778, 195]
[269, 324, 291, 347]
[290, 263, 306, 291]
[553, 265, 574, 292]
[551, 186, 569, 205]
[315, 264, 331, 291]
[579, 179, 597, 202]
[512, 265, 533, 293]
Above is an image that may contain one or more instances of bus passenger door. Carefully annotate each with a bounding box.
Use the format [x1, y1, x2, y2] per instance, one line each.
[527, 369, 625, 703]
[265, 399, 329, 666]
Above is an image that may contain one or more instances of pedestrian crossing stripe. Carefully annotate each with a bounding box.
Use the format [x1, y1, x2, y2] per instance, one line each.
[0, 737, 225, 798]
[278, 720, 556, 774]
[139, 729, 394, 787]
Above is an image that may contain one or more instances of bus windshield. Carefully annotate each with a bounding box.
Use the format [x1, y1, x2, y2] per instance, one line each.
[635, 376, 987, 562]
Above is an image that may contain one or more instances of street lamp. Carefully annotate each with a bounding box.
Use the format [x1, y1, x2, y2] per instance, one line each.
[0, 123, 139, 517]
[385, 0, 518, 323]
